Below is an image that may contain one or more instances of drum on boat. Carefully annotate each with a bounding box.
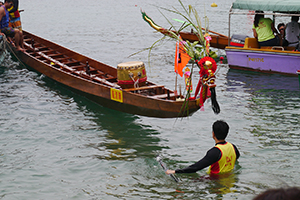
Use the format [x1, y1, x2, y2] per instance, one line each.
[117, 61, 147, 89]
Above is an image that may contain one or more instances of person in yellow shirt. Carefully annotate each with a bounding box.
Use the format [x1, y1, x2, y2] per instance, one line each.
[252, 10, 280, 46]
[166, 120, 240, 175]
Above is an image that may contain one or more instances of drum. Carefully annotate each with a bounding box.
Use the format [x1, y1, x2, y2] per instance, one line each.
[117, 61, 147, 89]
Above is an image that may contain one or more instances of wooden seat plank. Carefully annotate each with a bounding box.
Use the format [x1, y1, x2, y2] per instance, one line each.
[123, 85, 164, 92]
[151, 93, 177, 99]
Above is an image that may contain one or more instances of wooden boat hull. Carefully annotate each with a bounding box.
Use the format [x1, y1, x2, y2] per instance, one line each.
[175, 31, 228, 49]
[141, 11, 229, 49]
[6, 31, 200, 118]
[226, 46, 300, 76]
[153, 28, 228, 50]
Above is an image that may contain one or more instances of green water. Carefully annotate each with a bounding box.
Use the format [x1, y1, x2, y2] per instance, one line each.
[0, 0, 299, 199]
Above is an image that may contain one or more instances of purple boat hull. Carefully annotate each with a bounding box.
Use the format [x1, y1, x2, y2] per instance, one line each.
[297, 70, 300, 87]
[226, 48, 300, 76]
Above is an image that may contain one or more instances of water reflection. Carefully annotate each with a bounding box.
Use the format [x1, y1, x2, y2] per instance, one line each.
[140, 156, 243, 199]
[147, 171, 241, 199]
[29, 71, 164, 161]
[207, 172, 239, 195]
[80, 103, 164, 161]
[3, 55, 299, 198]
[2, 57, 165, 162]
[182, 169, 241, 199]
[226, 69, 300, 92]
[225, 69, 300, 194]
[226, 69, 300, 148]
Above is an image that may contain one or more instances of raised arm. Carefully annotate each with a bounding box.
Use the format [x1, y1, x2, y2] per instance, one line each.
[271, 22, 279, 35]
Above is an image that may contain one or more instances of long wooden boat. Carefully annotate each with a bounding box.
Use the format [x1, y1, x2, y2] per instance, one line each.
[225, 0, 300, 76]
[161, 28, 229, 50]
[5, 31, 200, 118]
[141, 11, 229, 49]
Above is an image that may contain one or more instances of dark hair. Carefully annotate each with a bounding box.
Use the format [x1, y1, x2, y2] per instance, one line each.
[253, 187, 300, 200]
[4, 0, 13, 3]
[254, 10, 264, 27]
[292, 16, 299, 22]
[285, 187, 300, 200]
[277, 23, 285, 31]
[212, 120, 229, 140]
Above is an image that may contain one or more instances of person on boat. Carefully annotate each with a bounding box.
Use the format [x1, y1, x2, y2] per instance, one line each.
[0, 0, 24, 51]
[277, 23, 288, 46]
[252, 11, 280, 47]
[8, 0, 22, 31]
[166, 120, 240, 176]
[285, 16, 300, 47]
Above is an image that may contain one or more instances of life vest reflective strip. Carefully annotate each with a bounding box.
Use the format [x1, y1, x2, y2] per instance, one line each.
[208, 142, 237, 174]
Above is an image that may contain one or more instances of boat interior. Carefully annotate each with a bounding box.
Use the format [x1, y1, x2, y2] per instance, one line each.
[228, 35, 299, 52]
[20, 33, 183, 101]
[242, 37, 297, 51]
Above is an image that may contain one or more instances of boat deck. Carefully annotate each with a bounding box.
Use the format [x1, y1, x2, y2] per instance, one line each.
[23, 37, 119, 88]
[21, 34, 183, 101]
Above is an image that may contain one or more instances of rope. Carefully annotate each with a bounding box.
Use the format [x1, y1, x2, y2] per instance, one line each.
[0, 35, 6, 51]
[2, 34, 27, 67]
[0, 35, 13, 65]
[131, 76, 140, 89]
[128, 72, 140, 90]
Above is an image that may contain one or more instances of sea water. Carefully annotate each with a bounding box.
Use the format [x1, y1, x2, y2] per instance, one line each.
[0, 0, 299, 199]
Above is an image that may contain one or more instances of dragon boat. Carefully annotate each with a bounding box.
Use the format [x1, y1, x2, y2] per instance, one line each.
[3, 31, 201, 118]
[141, 9, 221, 115]
[141, 11, 229, 50]
[225, 0, 300, 76]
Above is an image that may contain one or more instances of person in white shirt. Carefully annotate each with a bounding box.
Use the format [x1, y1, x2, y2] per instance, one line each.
[285, 16, 300, 47]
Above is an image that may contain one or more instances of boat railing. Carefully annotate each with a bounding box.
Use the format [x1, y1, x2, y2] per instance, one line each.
[235, 37, 297, 51]
[271, 46, 284, 51]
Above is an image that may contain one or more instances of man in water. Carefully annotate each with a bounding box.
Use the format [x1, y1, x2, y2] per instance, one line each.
[0, 0, 24, 51]
[166, 120, 240, 175]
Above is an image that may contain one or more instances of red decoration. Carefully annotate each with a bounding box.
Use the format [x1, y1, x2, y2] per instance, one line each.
[198, 57, 217, 77]
[191, 57, 218, 111]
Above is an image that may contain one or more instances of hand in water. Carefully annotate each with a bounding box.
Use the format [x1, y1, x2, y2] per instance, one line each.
[165, 170, 175, 175]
